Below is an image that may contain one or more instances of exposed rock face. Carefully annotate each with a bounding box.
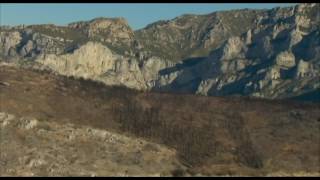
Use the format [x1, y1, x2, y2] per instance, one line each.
[0, 3, 319, 100]
[0, 31, 22, 58]
[275, 51, 296, 68]
[153, 3, 320, 99]
[221, 37, 245, 61]
[36, 42, 118, 78]
[135, 9, 263, 61]
[68, 17, 135, 46]
[35, 42, 170, 90]
[19, 40, 34, 57]
[0, 29, 66, 61]
[295, 59, 314, 78]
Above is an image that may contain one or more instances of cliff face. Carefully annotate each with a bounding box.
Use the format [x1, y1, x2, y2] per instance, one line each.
[35, 42, 172, 90]
[0, 3, 319, 100]
[135, 8, 264, 61]
[154, 3, 320, 99]
[68, 17, 135, 46]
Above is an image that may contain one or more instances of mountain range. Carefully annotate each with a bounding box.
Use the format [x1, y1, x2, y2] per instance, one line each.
[1, 3, 320, 176]
[1, 3, 319, 100]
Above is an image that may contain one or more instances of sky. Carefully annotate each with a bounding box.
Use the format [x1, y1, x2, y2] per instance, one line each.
[1, 3, 297, 30]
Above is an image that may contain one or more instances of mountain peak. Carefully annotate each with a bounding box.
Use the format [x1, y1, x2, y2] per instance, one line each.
[67, 17, 134, 44]
[1, 4, 319, 100]
[68, 17, 130, 29]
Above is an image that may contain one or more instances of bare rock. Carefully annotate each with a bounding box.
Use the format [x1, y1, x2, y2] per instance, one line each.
[275, 51, 296, 69]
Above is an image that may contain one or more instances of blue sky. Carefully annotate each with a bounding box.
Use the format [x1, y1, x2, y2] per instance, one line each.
[1, 3, 296, 30]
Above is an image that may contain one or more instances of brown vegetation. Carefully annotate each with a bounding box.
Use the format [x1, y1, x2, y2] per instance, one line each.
[0, 66, 319, 176]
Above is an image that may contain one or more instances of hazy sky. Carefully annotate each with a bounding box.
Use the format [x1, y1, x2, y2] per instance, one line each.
[1, 3, 296, 30]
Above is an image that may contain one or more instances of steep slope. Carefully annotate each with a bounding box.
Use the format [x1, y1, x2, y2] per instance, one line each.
[153, 3, 320, 100]
[0, 17, 140, 60]
[33, 41, 173, 90]
[135, 8, 264, 61]
[0, 3, 319, 100]
[34, 41, 148, 89]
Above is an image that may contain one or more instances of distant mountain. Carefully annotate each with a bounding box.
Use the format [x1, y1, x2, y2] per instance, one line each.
[1, 3, 319, 100]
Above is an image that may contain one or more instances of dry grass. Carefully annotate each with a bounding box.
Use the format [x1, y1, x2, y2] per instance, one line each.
[0, 65, 319, 176]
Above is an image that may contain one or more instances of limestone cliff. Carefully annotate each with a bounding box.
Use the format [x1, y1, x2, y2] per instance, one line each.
[0, 3, 319, 100]
[35, 42, 172, 90]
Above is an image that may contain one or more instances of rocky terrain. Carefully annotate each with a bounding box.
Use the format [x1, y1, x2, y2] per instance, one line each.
[0, 3, 319, 100]
[0, 112, 184, 176]
[1, 4, 320, 176]
[0, 65, 319, 176]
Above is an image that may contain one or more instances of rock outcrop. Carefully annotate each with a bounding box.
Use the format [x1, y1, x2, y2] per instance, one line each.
[153, 3, 320, 99]
[68, 17, 135, 46]
[275, 51, 296, 68]
[0, 31, 22, 58]
[0, 3, 319, 100]
[35, 41, 171, 90]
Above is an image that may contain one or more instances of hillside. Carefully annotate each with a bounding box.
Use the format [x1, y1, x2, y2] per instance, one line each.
[1, 3, 319, 100]
[1, 65, 319, 176]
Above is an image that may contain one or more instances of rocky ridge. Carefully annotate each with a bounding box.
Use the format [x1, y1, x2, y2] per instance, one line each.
[0, 3, 319, 100]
